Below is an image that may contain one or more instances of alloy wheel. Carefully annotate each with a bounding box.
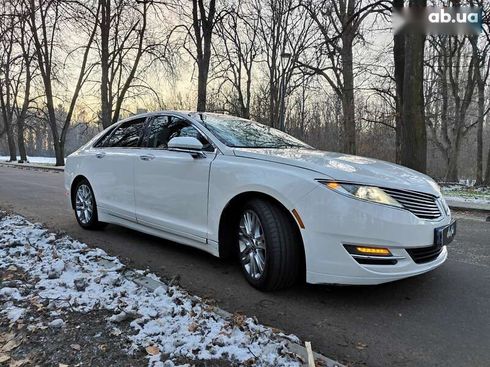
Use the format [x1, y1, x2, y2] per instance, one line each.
[75, 184, 94, 225]
[239, 210, 267, 280]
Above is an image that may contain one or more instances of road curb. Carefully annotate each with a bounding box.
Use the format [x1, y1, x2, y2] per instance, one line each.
[95, 258, 345, 367]
[0, 161, 64, 172]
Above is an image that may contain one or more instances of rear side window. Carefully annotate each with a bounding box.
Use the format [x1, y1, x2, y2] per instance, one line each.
[94, 125, 118, 147]
[97, 118, 146, 148]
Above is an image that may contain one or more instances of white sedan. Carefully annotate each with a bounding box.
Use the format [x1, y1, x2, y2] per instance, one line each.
[65, 111, 456, 290]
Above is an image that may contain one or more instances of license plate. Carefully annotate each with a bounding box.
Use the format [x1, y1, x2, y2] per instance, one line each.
[434, 220, 457, 246]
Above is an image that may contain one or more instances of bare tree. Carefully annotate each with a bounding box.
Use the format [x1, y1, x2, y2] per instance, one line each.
[174, 0, 221, 112]
[192, 0, 218, 112]
[214, 3, 261, 118]
[255, 0, 314, 129]
[484, 111, 490, 185]
[99, 0, 147, 127]
[97, 0, 175, 127]
[299, 0, 389, 154]
[426, 34, 480, 181]
[470, 34, 490, 185]
[27, 0, 99, 165]
[0, 1, 18, 161]
[400, 0, 427, 173]
[467, 1, 490, 185]
[393, 0, 404, 163]
[14, 7, 34, 163]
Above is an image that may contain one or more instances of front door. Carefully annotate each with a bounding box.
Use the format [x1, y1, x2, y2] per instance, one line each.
[134, 115, 216, 240]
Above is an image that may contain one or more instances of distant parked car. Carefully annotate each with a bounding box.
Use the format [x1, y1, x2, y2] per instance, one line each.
[65, 111, 456, 290]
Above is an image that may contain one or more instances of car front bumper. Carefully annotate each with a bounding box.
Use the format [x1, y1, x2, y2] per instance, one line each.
[295, 186, 451, 285]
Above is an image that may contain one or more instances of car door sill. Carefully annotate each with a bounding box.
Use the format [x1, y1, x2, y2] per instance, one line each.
[97, 209, 218, 257]
[98, 205, 135, 222]
[136, 217, 206, 243]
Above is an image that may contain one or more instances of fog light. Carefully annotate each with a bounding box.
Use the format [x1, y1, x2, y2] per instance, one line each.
[355, 246, 391, 256]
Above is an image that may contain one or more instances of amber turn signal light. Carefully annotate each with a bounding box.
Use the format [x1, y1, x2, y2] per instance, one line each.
[355, 246, 391, 256]
[326, 182, 340, 190]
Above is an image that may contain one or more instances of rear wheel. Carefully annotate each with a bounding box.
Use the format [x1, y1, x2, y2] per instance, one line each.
[238, 199, 302, 291]
[74, 179, 103, 230]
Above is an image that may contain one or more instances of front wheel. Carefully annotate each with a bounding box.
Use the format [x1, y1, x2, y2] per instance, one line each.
[238, 199, 302, 291]
[74, 179, 104, 230]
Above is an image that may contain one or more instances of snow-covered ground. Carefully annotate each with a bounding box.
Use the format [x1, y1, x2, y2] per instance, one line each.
[443, 195, 490, 205]
[0, 156, 57, 164]
[442, 185, 490, 205]
[0, 213, 306, 366]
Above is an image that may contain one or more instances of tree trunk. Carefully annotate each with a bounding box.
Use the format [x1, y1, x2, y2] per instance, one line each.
[484, 144, 490, 185]
[46, 105, 64, 166]
[400, 0, 427, 173]
[17, 120, 27, 162]
[340, 41, 356, 154]
[269, 76, 278, 128]
[53, 138, 64, 166]
[0, 100, 16, 162]
[6, 124, 17, 162]
[475, 78, 484, 185]
[471, 32, 485, 186]
[393, 0, 405, 164]
[42, 59, 63, 165]
[340, 16, 356, 154]
[244, 68, 252, 119]
[17, 49, 31, 164]
[100, 0, 111, 128]
[197, 59, 209, 112]
[445, 137, 461, 182]
[484, 107, 490, 185]
[193, 0, 215, 113]
[0, 72, 16, 162]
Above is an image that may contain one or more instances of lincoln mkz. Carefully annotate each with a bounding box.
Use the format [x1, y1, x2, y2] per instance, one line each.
[65, 111, 456, 290]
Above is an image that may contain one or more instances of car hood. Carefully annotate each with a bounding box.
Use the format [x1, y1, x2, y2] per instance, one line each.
[233, 148, 441, 196]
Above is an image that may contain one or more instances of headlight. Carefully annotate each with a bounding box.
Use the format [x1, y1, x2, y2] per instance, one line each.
[318, 180, 403, 208]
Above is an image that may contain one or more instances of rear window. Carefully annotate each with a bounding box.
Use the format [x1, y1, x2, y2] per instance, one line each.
[96, 118, 146, 148]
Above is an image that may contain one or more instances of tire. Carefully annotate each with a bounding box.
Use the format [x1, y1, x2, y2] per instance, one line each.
[73, 179, 104, 230]
[237, 199, 302, 291]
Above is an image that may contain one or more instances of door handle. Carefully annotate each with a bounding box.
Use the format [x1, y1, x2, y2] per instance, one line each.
[139, 154, 155, 161]
[96, 152, 106, 159]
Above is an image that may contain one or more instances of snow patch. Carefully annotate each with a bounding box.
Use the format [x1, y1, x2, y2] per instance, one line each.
[0, 213, 302, 366]
[2, 304, 26, 322]
[0, 156, 57, 164]
[0, 287, 23, 300]
[444, 195, 490, 205]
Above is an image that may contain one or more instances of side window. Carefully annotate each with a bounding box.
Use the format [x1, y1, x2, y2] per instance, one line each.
[101, 118, 146, 148]
[146, 116, 213, 151]
[147, 116, 172, 149]
[94, 126, 117, 148]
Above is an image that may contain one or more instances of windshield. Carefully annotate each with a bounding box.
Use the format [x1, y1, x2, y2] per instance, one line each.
[199, 114, 312, 149]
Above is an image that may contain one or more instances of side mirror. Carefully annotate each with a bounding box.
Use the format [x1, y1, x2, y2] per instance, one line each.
[168, 137, 205, 158]
[168, 137, 203, 151]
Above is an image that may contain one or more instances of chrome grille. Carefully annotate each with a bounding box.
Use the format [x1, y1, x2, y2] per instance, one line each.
[382, 188, 441, 220]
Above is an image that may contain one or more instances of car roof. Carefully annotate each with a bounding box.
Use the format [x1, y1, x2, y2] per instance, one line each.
[117, 110, 244, 124]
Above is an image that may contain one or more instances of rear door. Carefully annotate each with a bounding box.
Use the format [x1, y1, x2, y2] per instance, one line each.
[134, 114, 216, 240]
[89, 117, 147, 221]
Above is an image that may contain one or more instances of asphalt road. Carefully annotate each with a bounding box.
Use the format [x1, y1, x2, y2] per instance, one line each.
[0, 165, 489, 367]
